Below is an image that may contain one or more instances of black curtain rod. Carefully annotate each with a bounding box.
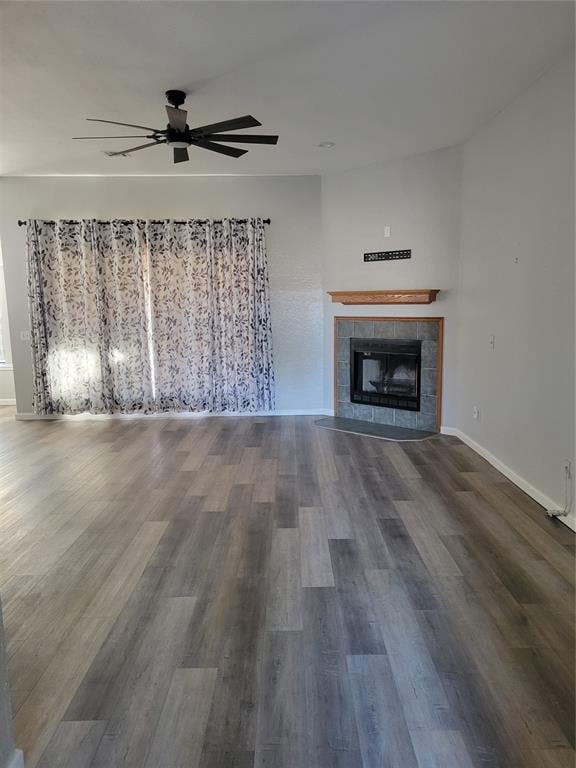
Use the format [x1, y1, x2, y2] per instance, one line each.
[18, 218, 271, 227]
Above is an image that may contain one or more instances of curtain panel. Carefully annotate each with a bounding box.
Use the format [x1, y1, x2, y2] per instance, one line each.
[26, 220, 155, 414]
[26, 218, 275, 415]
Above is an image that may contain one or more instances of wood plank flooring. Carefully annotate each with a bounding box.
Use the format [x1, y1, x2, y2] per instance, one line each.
[0, 408, 573, 768]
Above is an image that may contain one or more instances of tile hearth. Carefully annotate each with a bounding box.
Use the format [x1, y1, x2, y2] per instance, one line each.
[315, 417, 435, 442]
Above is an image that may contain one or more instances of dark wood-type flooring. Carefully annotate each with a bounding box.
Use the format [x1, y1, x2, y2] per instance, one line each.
[0, 409, 573, 767]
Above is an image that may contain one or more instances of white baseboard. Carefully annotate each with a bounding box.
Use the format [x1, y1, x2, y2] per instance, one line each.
[0, 399, 16, 405]
[441, 426, 575, 533]
[15, 408, 333, 422]
[6, 749, 24, 768]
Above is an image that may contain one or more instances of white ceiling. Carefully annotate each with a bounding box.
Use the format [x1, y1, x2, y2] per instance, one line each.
[0, 1, 573, 176]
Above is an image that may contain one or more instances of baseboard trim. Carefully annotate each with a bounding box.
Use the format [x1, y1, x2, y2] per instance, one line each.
[15, 408, 333, 421]
[441, 426, 575, 533]
[0, 399, 16, 405]
[6, 750, 24, 768]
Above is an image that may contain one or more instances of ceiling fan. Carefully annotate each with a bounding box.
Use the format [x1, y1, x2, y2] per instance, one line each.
[73, 90, 279, 164]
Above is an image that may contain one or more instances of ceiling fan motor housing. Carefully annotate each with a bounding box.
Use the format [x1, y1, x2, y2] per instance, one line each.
[165, 90, 187, 109]
[166, 127, 192, 148]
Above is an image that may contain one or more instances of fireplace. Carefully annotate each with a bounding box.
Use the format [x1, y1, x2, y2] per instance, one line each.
[334, 317, 442, 432]
[350, 338, 421, 411]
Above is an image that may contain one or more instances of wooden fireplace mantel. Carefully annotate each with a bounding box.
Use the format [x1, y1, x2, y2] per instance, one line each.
[328, 289, 440, 305]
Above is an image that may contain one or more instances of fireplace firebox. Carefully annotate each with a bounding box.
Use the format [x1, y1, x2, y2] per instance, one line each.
[350, 338, 421, 411]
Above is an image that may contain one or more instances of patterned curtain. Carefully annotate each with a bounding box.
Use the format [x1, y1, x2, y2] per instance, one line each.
[26, 218, 275, 415]
[27, 220, 155, 415]
[210, 219, 275, 412]
[146, 218, 274, 412]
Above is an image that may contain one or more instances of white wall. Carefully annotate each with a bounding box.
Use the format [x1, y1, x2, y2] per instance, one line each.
[0, 370, 15, 404]
[458, 50, 575, 516]
[321, 146, 462, 425]
[0, 248, 16, 404]
[0, 175, 323, 414]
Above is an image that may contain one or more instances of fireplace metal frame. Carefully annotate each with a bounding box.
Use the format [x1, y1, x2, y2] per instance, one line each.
[350, 337, 422, 411]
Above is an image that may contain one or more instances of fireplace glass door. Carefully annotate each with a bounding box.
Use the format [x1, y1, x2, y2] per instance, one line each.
[350, 338, 421, 411]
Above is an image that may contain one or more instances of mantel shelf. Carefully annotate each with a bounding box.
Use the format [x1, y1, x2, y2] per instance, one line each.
[327, 289, 440, 305]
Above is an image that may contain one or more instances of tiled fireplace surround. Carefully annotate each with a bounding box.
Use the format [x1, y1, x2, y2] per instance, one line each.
[334, 316, 443, 432]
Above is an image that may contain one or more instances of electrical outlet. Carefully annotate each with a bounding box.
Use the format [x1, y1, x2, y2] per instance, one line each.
[472, 406, 480, 420]
[20, 330, 30, 342]
[384, 226, 391, 238]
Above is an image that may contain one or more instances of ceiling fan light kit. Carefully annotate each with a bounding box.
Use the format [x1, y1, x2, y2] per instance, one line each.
[73, 89, 279, 165]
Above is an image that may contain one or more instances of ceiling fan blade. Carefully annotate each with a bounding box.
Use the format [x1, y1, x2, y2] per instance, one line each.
[203, 134, 278, 145]
[166, 106, 187, 131]
[87, 118, 163, 133]
[191, 115, 261, 136]
[191, 139, 248, 158]
[72, 135, 152, 139]
[173, 147, 189, 164]
[107, 140, 165, 157]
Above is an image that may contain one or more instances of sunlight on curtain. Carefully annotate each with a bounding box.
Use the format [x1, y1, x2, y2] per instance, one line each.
[46, 347, 100, 402]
